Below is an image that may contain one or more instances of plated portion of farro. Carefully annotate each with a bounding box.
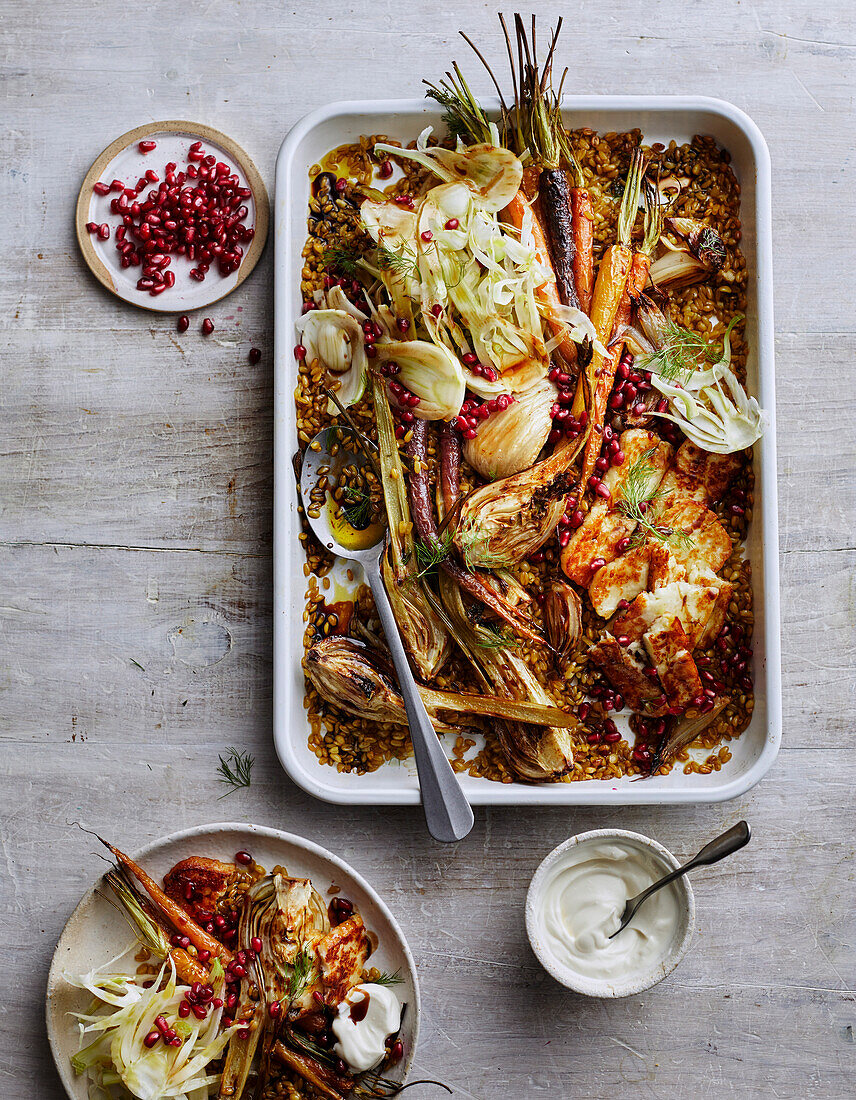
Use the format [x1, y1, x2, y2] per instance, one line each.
[292, 20, 764, 788]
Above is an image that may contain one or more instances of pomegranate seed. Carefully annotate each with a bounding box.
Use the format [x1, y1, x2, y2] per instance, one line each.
[93, 181, 110, 195]
[179, 1000, 191, 1018]
[431, 303, 442, 317]
[269, 1000, 281, 1017]
[251, 936, 263, 953]
[97, 223, 110, 240]
[378, 159, 393, 179]
[110, 179, 125, 192]
[177, 315, 189, 332]
[192, 1004, 208, 1020]
[85, 222, 98, 233]
[235, 850, 252, 864]
[201, 318, 214, 335]
[143, 1031, 160, 1048]
[155, 1015, 170, 1035]
[390, 1040, 404, 1064]
[248, 347, 261, 364]
[138, 140, 157, 153]
[420, 230, 433, 242]
[444, 218, 460, 230]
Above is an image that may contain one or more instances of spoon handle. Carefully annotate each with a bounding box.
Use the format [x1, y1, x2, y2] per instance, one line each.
[635, 822, 751, 910]
[364, 556, 474, 843]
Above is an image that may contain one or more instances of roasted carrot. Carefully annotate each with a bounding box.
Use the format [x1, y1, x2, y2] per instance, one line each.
[502, 190, 578, 365]
[100, 837, 233, 964]
[579, 177, 662, 484]
[571, 150, 646, 484]
[570, 186, 594, 315]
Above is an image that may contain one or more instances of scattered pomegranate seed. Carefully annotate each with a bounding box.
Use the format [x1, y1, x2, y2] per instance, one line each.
[92, 181, 111, 195]
[235, 849, 253, 865]
[431, 303, 442, 317]
[420, 230, 433, 242]
[269, 1000, 281, 1017]
[377, 159, 393, 179]
[143, 1031, 160, 1048]
[176, 315, 190, 333]
[444, 218, 459, 230]
[85, 222, 98, 233]
[248, 347, 261, 364]
[97, 223, 110, 240]
[138, 140, 157, 153]
[201, 318, 214, 335]
[251, 936, 263, 953]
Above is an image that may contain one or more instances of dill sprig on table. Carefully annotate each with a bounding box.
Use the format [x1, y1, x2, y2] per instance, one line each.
[216, 747, 254, 797]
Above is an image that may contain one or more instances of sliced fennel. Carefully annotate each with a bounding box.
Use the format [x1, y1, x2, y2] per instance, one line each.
[647, 317, 765, 453]
[374, 127, 522, 212]
[68, 958, 234, 1100]
[296, 308, 368, 413]
[374, 340, 465, 420]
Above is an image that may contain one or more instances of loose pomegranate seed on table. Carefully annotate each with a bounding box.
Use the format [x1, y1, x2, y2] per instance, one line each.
[201, 317, 214, 335]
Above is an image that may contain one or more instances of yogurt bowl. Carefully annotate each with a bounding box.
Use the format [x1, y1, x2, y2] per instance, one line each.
[526, 829, 695, 997]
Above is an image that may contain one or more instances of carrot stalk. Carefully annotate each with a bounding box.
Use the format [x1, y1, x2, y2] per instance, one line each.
[99, 837, 233, 964]
[571, 187, 594, 315]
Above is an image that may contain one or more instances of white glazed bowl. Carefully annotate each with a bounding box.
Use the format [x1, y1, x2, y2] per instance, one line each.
[525, 828, 695, 997]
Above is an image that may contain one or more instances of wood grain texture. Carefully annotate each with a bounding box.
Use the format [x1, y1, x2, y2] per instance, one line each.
[1, 0, 855, 1097]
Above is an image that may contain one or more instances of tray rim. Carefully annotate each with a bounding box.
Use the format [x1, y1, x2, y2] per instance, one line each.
[273, 94, 781, 806]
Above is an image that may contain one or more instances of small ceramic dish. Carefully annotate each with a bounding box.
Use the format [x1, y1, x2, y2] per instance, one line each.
[75, 120, 269, 312]
[525, 828, 695, 997]
[46, 822, 419, 1099]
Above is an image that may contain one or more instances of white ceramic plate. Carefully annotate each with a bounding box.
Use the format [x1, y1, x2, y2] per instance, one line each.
[273, 96, 781, 806]
[46, 823, 420, 1099]
[75, 121, 269, 313]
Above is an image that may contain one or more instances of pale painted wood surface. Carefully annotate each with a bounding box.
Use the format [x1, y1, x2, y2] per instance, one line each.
[2, 1, 855, 1097]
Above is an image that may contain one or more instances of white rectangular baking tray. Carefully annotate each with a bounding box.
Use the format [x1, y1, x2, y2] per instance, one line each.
[273, 96, 780, 805]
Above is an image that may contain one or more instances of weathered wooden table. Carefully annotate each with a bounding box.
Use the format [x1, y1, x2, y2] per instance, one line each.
[3, 2, 854, 1096]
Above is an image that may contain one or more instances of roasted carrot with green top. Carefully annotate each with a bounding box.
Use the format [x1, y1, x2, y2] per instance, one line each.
[571, 149, 645, 469]
[580, 175, 661, 483]
[99, 836, 233, 964]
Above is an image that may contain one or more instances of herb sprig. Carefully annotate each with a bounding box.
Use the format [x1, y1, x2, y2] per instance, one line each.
[371, 970, 405, 987]
[216, 747, 254, 797]
[413, 531, 454, 579]
[637, 320, 719, 384]
[615, 448, 694, 549]
[288, 946, 315, 1004]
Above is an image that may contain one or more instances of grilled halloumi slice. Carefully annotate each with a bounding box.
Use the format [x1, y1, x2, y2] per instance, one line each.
[562, 432, 673, 586]
[612, 578, 724, 651]
[317, 914, 372, 1005]
[605, 431, 674, 502]
[656, 499, 733, 573]
[675, 441, 742, 502]
[588, 634, 666, 713]
[589, 544, 652, 617]
[560, 501, 635, 586]
[642, 615, 702, 711]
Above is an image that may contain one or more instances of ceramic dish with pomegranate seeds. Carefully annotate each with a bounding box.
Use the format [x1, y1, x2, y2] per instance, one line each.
[274, 30, 780, 808]
[46, 824, 419, 1100]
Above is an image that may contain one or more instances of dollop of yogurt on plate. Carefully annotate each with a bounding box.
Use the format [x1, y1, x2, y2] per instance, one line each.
[332, 983, 401, 1073]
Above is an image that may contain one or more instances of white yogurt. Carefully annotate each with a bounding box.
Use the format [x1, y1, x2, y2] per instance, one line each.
[332, 983, 401, 1073]
[537, 839, 683, 988]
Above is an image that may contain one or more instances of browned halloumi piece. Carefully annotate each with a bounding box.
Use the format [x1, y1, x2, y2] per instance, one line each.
[612, 578, 722, 651]
[589, 544, 653, 618]
[588, 634, 666, 713]
[696, 580, 734, 648]
[163, 857, 238, 915]
[317, 914, 372, 1004]
[642, 615, 703, 711]
[656, 467, 707, 510]
[656, 499, 733, 573]
[561, 501, 635, 586]
[611, 583, 689, 643]
[647, 544, 683, 590]
[605, 431, 674, 503]
[674, 441, 741, 503]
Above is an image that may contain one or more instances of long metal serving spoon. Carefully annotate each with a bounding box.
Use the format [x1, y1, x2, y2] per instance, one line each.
[609, 821, 751, 938]
[299, 426, 474, 843]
